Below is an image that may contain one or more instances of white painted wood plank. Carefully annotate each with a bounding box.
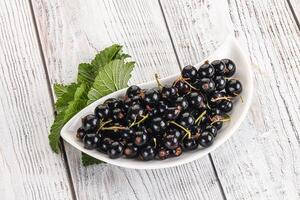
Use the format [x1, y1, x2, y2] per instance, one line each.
[31, 0, 225, 199]
[0, 0, 73, 199]
[160, 0, 300, 199]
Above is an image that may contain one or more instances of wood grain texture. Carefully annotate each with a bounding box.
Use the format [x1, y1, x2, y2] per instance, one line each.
[160, 0, 300, 199]
[0, 0, 72, 199]
[31, 0, 225, 199]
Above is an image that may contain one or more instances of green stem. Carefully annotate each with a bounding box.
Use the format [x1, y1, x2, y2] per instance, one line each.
[101, 126, 128, 131]
[170, 121, 191, 139]
[97, 119, 112, 131]
[211, 96, 233, 102]
[153, 138, 157, 148]
[195, 110, 207, 125]
[210, 118, 231, 126]
[155, 74, 163, 88]
[182, 79, 198, 91]
[130, 114, 149, 128]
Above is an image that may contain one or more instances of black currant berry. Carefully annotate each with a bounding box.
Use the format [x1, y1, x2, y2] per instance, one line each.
[174, 80, 190, 95]
[139, 146, 155, 161]
[171, 146, 183, 157]
[213, 76, 226, 91]
[187, 92, 203, 109]
[221, 59, 236, 77]
[83, 133, 99, 150]
[119, 129, 134, 142]
[219, 100, 233, 113]
[150, 117, 167, 133]
[199, 78, 215, 93]
[164, 107, 180, 120]
[127, 104, 144, 122]
[97, 138, 112, 153]
[82, 114, 99, 131]
[209, 91, 226, 106]
[181, 65, 198, 82]
[158, 147, 170, 160]
[183, 137, 198, 150]
[225, 79, 242, 96]
[126, 85, 141, 98]
[174, 96, 189, 111]
[211, 60, 226, 76]
[205, 125, 218, 137]
[198, 62, 215, 78]
[198, 131, 214, 147]
[94, 104, 110, 120]
[161, 85, 178, 100]
[112, 108, 125, 122]
[164, 134, 179, 150]
[124, 143, 139, 158]
[179, 112, 195, 128]
[144, 89, 160, 105]
[134, 128, 148, 146]
[108, 141, 124, 159]
[76, 127, 87, 140]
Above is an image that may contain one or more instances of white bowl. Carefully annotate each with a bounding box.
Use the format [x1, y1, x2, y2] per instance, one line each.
[61, 36, 254, 169]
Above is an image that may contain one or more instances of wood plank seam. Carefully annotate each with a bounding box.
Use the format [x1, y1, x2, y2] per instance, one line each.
[27, 0, 77, 199]
[286, 0, 300, 30]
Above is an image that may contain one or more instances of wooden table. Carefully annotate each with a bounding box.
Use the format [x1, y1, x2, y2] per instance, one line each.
[1, 0, 300, 199]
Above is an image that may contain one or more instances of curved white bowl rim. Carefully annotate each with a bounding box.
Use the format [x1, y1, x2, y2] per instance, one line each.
[61, 36, 254, 169]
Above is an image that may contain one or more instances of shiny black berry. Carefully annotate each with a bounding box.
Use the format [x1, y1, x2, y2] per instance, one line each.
[150, 117, 167, 133]
[174, 96, 189, 111]
[174, 80, 190, 95]
[82, 114, 99, 131]
[158, 148, 170, 160]
[108, 141, 124, 159]
[94, 104, 110, 120]
[219, 100, 233, 113]
[198, 131, 214, 147]
[171, 146, 183, 156]
[124, 143, 139, 158]
[134, 128, 148, 146]
[164, 107, 180, 120]
[161, 86, 178, 100]
[199, 78, 215, 93]
[225, 79, 242, 96]
[139, 146, 155, 161]
[221, 59, 236, 77]
[112, 108, 125, 122]
[76, 127, 87, 140]
[83, 133, 99, 150]
[119, 129, 134, 142]
[213, 76, 226, 91]
[198, 62, 215, 78]
[181, 65, 198, 82]
[127, 104, 144, 122]
[97, 138, 112, 153]
[144, 89, 160, 105]
[205, 125, 218, 137]
[126, 85, 141, 98]
[187, 92, 203, 109]
[164, 134, 179, 150]
[183, 137, 198, 150]
[157, 101, 168, 114]
[166, 128, 184, 139]
[179, 112, 195, 128]
[211, 60, 226, 76]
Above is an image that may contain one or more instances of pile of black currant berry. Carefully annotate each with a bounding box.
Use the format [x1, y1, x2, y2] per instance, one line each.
[76, 59, 242, 161]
